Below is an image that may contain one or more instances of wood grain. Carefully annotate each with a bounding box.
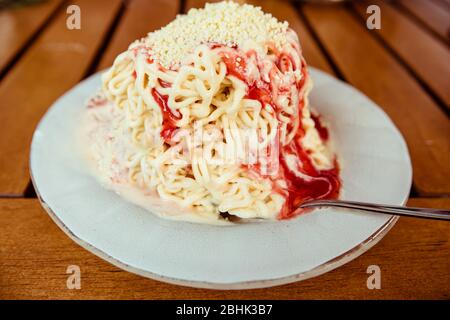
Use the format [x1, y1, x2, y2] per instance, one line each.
[185, 0, 335, 74]
[302, 4, 450, 196]
[0, 0, 62, 74]
[0, 198, 448, 299]
[96, 0, 179, 71]
[398, 0, 450, 42]
[0, 0, 122, 197]
[436, 0, 450, 11]
[354, 0, 450, 112]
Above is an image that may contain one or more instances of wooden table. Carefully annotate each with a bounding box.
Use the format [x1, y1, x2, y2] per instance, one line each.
[0, 0, 449, 299]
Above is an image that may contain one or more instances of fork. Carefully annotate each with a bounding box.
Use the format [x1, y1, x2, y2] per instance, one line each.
[299, 199, 450, 221]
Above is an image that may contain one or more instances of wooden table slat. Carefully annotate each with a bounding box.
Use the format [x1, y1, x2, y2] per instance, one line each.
[354, 0, 450, 112]
[97, 0, 179, 71]
[0, 198, 448, 299]
[398, 0, 450, 42]
[302, 3, 450, 196]
[0, 0, 122, 197]
[0, 0, 63, 75]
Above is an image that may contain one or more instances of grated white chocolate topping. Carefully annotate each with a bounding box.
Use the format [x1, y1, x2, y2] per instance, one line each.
[134, 1, 289, 69]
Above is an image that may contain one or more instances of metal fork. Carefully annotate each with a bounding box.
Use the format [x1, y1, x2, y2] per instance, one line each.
[299, 199, 450, 221]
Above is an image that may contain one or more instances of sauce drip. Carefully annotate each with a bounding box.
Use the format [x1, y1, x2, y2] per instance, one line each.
[158, 79, 172, 88]
[151, 88, 180, 141]
[277, 52, 295, 73]
[310, 113, 329, 141]
[218, 51, 247, 82]
[277, 140, 340, 219]
[247, 85, 272, 110]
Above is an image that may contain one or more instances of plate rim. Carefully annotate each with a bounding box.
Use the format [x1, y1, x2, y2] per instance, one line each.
[29, 67, 411, 290]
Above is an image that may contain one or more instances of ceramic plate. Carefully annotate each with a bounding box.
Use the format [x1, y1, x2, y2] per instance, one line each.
[30, 68, 412, 289]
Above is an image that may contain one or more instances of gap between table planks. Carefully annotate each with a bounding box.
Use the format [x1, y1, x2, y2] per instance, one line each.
[0, 0, 63, 77]
[0, 197, 448, 299]
[0, 0, 122, 197]
[354, 0, 450, 113]
[397, 0, 450, 43]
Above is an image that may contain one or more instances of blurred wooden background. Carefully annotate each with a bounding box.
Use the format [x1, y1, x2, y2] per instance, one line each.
[0, 0, 448, 299]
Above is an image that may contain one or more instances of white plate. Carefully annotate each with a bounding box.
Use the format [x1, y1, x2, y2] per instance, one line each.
[30, 68, 412, 289]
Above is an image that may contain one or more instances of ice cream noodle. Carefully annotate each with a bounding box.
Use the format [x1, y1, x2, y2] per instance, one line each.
[82, 1, 341, 224]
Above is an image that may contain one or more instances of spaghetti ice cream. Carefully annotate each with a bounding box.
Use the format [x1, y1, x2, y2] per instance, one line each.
[83, 1, 341, 224]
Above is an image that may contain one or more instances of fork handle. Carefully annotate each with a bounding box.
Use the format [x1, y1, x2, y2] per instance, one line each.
[299, 200, 450, 221]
